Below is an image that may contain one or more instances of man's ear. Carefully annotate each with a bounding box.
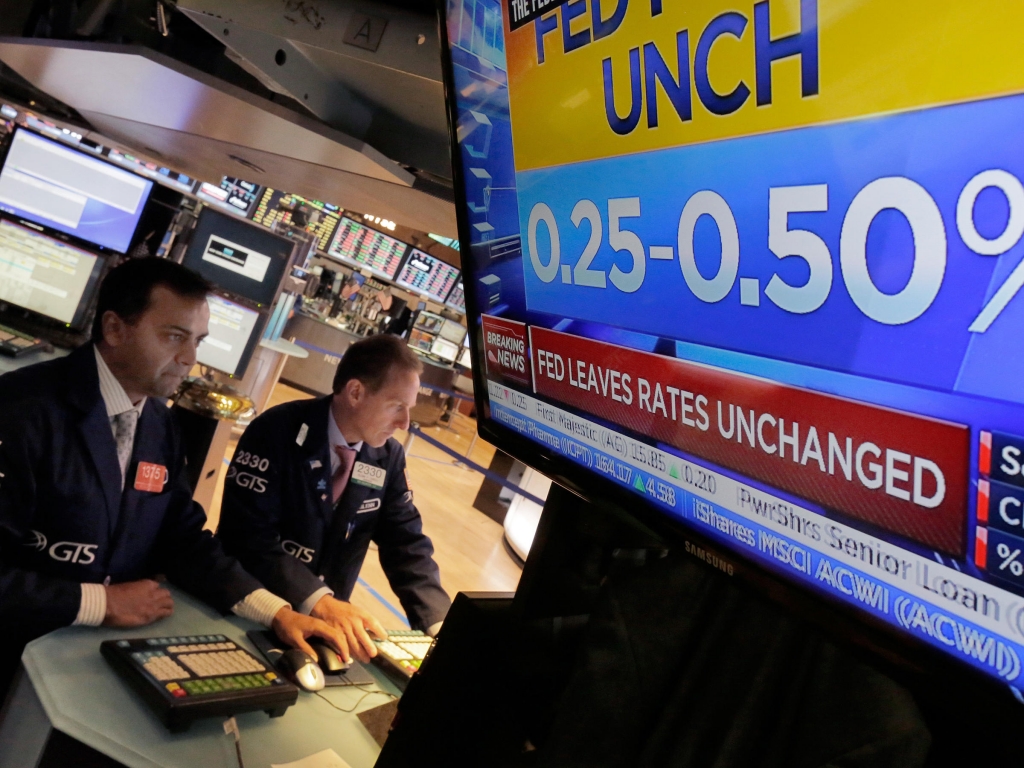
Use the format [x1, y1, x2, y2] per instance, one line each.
[345, 378, 364, 405]
[99, 311, 127, 347]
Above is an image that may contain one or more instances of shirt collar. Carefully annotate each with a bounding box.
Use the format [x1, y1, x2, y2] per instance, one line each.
[328, 407, 363, 454]
[94, 346, 146, 419]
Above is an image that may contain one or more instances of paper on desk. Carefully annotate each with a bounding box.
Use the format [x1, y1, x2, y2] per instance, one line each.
[271, 748, 352, 768]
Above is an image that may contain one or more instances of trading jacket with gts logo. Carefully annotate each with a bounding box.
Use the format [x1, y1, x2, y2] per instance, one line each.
[216, 396, 451, 631]
[0, 345, 263, 644]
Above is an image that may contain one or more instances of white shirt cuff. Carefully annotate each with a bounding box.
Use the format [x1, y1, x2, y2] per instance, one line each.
[426, 621, 443, 638]
[231, 589, 291, 628]
[73, 583, 107, 626]
[298, 586, 334, 616]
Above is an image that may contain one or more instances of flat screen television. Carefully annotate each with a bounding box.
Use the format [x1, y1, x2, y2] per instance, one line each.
[182, 207, 294, 307]
[0, 128, 152, 252]
[0, 217, 105, 329]
[440, 0, 1024, 691]
[396, 249, 461, 303]
[196, 292, 266, 378]
[326, 216, 408, 280]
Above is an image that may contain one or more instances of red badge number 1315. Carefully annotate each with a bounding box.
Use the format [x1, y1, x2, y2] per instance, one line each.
[135, 462, 168, 493]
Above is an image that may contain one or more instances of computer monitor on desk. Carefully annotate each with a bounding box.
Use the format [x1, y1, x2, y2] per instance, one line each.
[0, 217, 106, 332]
[196, 293, 266, 379]
[0, 128, 152, 253]
[429, 336, 459, 364]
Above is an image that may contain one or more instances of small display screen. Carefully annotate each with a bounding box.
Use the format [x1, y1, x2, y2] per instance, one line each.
[182, 208, 292, 306]
[196, 177, 262, 216]
[326, 216, 407, 279]
[431, 336, 460, 363]
[196, 294, 264, 377]
[439, 318, 467, 345]
[0, 218, 103, 327]
[0, 129, 152, 252]
[396, 249, 460, 303]
[250, 188, 341, 252]
[445, 279, 465, 313]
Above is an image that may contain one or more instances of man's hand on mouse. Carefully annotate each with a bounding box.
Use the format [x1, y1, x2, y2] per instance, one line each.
[271, 606, 347, 659]
[310, 595, 387, 664]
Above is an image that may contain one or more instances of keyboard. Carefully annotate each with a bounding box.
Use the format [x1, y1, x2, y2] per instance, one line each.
[0, 310, 89, 350]
[101, 634, 298, 732]
[0, 323, 47, 357]
[373, 630, 434, 679]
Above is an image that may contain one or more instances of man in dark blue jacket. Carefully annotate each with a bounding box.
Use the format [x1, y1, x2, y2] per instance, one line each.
[218, 335, 451, 664]
[0, 259, 343, 701]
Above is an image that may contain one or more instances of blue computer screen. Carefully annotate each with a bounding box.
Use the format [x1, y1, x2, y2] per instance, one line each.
[0, 129, 152, 253]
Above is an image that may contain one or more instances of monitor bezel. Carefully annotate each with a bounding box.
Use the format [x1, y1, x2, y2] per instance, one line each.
[0, 127, 154, 254]
[434, 0, 1024, 705]
[395, 247, 461, 303]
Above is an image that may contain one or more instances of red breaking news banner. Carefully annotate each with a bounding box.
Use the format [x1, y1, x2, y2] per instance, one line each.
[481, 315, 531, 387]
[529, 327, 970, 555]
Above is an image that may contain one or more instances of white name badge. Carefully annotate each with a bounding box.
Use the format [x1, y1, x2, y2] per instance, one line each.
[351, 462, 386, 489]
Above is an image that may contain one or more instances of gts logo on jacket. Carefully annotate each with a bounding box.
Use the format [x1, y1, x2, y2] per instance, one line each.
[227, 465, 268, 493]
[24, 532, 98, 564]
[282, 540, 315, 563]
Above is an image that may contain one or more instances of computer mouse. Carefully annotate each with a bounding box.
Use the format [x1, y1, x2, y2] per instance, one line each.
[278, 649, 325, 691]
[310, 640, 350, 674]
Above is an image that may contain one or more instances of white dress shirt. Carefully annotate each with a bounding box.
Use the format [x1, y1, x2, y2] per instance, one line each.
[74, 348, 289, 628]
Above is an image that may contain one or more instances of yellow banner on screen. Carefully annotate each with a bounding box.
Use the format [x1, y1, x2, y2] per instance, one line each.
[505, 0, 1024, 171]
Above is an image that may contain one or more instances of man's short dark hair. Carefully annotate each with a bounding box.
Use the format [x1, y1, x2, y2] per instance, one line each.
[92, 257, 212, 342]
[333, 334, 423, 394]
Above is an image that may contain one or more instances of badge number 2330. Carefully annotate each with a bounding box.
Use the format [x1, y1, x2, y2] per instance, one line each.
[234, 451, 269, 472]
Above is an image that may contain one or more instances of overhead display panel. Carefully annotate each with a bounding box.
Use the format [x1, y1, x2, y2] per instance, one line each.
[107, 149, 194, 194]
[442, 0, 1024, 688]
[250, 188, 341, 252]
[196, 177, 262, 217]
[396, 249, 460, 303]
[326, 215, 408, 280]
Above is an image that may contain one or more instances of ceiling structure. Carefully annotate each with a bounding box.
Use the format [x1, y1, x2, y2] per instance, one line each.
[0, 0, 459, 238]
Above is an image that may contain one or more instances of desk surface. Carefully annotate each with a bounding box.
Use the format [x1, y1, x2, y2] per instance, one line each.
[0, 346, 68, 375]
[21, 587, 399, 768]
